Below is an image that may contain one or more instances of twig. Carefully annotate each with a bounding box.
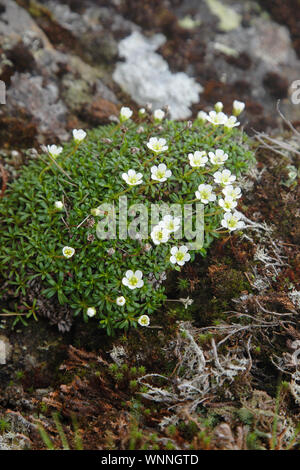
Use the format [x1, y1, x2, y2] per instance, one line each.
[0, 163, 7, 198]
[277, 100, 300, 137]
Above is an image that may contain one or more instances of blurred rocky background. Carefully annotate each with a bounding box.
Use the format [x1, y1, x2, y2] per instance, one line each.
[0, 0, 300, 149]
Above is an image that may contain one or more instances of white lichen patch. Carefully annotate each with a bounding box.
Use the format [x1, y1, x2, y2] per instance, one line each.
[206, 0, 242, 32]
[109, 344, 127, 366]
[137, 322, 250, 414]
[288, 290, 300, 310]
[113, 31, 202, 119]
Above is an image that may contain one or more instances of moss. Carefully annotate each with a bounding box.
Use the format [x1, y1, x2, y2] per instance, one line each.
[235, 407, 254, 425]
[209, 266, 251, 300]
[178, 420, 199, 440]
[0, 419, 11, 434]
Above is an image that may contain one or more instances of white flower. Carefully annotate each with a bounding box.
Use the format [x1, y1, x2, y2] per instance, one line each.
[151, 163, 172, 182]
[160, 215, 181, 233]
[138, 314, 150, 327]
[222, 185, 242, 200]
[151, 225, 170, 245]
[206, 111, 228, 126]
[139, 108, 146, 116]
[197, 110, 208, 122]
[73, 129, 86, 143]
[221, 211, 245, 231]
[120, 106, 133, 122]
[153, 109, 165, 121]
[213, 169, 236, 185]
[233, 100, 245, 116]
[122, 270, 144, 290]
[214, 101, 223, 112]
[122, 169, 143, 186]
[188, 151, 208, 168]
[195, 184, 216, 204]
[218, 196, 238, 212]
[87, 307, 96, 317]
[224, 116, 240, 129]
[47, 145, 63, 158]
[54, 201, 63, 210]
[170, 246, 191, 266]
[116, 296, 126, 306]
[209, 149, 228, 165]
[147, 137, 168, 153]
[62, 246, 75, 258]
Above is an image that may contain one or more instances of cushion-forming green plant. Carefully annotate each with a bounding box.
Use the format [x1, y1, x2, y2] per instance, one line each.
[0, 107, 254, 334]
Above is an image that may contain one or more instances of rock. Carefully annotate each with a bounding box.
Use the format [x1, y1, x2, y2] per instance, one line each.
[44, 2, 138, 38]
[7, 73, 68, 141]
[80, 31, 118, 64]
[60, 56, 119, 115]
[0, 0, 120, 142]
[0, 411, 38, 450]
[199, 14, 300, 126]
[0, 0, 38, 37]
[83, 96, 119, 125]
[62, 75, 93, 113]
[113, 31, 202, 119]
[43, 1, 88, 36]
[0, 431, 31, 450]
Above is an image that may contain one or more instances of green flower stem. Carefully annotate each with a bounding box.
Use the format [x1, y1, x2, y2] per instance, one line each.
[39, 142, 80, 182]
[113, 179, 159, 200]
[143, 152, 164, 168]
[138, 179, 160, 193]
[183, 167, 215, 180]
[60, 142, 79, 165]
[184, 198, 200, 204]
[204, 209, 223, 217]
[210, 229, 229, 234]
[112, 185, 135, 200]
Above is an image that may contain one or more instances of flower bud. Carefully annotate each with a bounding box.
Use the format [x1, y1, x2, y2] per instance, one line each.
[214, 102, 223, 113]
[233, 100, 245, 116]
[54, 201, 63, 210]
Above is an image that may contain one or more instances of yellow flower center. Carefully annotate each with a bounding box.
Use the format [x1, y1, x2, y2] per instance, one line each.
[201, 190, 209, 200]
[176, 252, 185, 261]
[156, 230, 163, 241]
[129, 276, 138, 286]
[156, 170, 165, 179]
[128, 176, 138, 184]
[228, 218, 237, 228]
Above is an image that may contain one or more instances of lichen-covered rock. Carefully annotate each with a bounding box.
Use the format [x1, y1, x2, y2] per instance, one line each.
[7, 73, 68, 140]
[113, 31, 202, 119]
